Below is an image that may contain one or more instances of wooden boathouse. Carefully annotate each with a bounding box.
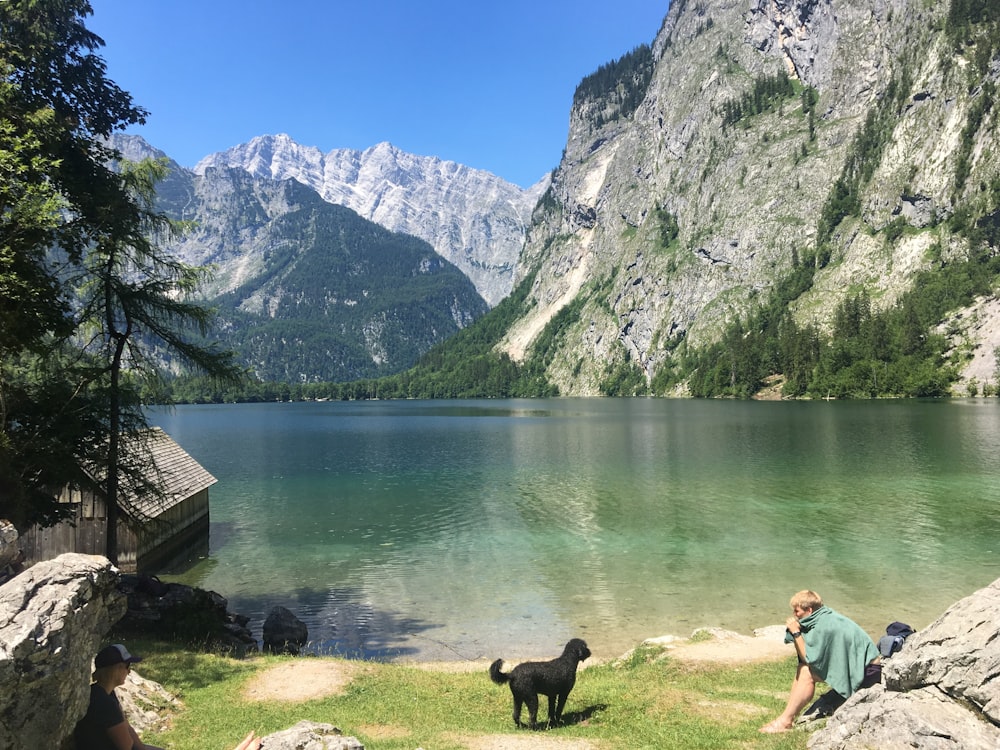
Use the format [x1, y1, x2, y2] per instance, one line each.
[20, 427, 216, 573]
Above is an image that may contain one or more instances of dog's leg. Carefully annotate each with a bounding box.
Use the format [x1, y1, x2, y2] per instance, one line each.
[524, 693, 539, 729]
[512, 695, 524, 728]
[546, 693, 560, 727]
[553, 692, 568, 725]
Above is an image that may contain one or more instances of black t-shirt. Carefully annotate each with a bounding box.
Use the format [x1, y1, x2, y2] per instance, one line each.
[73, 683, 125, 750]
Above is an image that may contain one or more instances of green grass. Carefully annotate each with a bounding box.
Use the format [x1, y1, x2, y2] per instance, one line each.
[126, 637, 813, 750]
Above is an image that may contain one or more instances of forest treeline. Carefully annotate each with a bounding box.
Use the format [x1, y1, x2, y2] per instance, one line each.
[572, 44, 655, 126]
[157, 231, 1000, 405]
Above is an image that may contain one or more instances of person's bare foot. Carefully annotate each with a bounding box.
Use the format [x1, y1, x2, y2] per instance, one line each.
[759, 719, 793, 733]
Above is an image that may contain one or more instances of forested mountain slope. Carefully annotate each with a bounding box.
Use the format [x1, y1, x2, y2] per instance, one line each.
[110, 135, 488, 383]
[496, 0, 1000, 397]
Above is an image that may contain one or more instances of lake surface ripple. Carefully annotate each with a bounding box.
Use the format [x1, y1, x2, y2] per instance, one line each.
[151, 398, 1000, 662]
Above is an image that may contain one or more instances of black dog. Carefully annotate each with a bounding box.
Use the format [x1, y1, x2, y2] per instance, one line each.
[489, 638, 591, 729]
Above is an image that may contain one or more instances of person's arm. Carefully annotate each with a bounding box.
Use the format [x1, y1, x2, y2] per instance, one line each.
[123, 721, 165, 750]
[786, 615, 808, 662]
[105, 721, 136, 750]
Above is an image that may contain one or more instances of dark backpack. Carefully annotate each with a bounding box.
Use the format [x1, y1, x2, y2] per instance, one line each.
[877, 621, 915, 657]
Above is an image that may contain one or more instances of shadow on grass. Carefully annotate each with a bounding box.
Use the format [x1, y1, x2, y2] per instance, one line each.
[529, 703, 608, 730]
[132, 646, 255, 692]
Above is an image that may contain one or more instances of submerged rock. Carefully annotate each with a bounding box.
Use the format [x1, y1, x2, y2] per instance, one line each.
[263, 605, 309, 655]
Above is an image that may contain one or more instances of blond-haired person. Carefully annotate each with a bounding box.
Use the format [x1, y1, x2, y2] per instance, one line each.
[760, 590, 880, 733]
[73, 644, 165, 750]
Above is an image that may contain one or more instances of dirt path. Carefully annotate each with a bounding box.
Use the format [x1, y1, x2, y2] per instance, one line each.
[242, 659, 372, 702]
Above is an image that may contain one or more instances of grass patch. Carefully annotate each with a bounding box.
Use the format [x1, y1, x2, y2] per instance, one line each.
[128, 637, 811, 750]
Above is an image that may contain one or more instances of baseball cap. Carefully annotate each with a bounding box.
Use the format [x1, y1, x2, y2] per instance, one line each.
[94, 644, 143, 668]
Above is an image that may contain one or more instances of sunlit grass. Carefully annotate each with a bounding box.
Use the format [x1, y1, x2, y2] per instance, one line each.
[127, 636, 812, 750]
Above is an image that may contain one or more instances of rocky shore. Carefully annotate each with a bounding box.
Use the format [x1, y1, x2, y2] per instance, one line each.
[2, 553, 998, 749]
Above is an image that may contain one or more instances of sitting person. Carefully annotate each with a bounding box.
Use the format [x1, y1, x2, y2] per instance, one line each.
[74, 644, 165, 750]
[74, 643, 262, 750]
[760, 590, 881, 734]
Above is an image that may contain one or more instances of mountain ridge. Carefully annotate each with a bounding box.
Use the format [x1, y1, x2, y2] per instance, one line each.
[195, 133, 549, 307]
[108, 133, 490, 383]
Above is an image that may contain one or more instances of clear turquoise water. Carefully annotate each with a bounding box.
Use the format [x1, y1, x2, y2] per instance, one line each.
[151, 398, 1000, 662]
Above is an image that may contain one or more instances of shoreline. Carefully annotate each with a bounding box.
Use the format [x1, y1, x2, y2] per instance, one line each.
[303, 624, 794, 671]
[388, 625, 792, 671]
[241, 626, 794, 702]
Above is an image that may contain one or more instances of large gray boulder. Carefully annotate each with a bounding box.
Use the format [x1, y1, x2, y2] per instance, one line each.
[809, 685, 1000, 749]
[884, 577, 1000, 722]
[809, 576, 1000, 749]
[0, 554, 125, 750]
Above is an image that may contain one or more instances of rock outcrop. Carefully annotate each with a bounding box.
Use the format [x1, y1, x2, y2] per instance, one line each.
[808, 576, 1000, 749]
[501, 0, 1000, 396]
[0, 554, 125, 750]
[118, 574, 258, 656]
[258, 721, 364, 750]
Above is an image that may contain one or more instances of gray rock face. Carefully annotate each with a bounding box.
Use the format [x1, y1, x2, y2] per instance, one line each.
[504, 0, 1000, 395]
[0, 520, 22, 584]
[0, 554, 125, 750]
[116, 670, 181, 736]
[809, 685, 1000, 750]
[808, 576, 1000, 749]
[259, 721, 364, 750]
[262, 605, 309, 655]
[885, 576, 1000, 724]
[196, 135, 549, 307]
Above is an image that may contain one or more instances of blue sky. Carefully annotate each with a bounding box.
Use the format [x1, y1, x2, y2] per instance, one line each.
[87, 1, 669, 187]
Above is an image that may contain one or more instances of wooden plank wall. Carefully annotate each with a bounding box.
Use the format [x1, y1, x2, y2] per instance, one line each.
[136, 490, 210, 571]
[21, 485, 140, 571]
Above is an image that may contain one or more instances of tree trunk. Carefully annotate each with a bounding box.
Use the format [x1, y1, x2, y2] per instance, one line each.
[104, 336, 125, 565]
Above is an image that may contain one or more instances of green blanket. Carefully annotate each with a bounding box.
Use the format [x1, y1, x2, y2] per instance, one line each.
[784, 605, 878, 697]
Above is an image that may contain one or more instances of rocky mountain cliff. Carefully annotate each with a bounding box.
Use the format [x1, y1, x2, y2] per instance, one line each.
[195, 134, 549, 307]
[501, 0, 1000, 395]
[109, 135, 489, 383]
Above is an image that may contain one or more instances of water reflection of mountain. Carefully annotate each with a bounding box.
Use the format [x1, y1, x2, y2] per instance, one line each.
[152, 399, 1000, 660]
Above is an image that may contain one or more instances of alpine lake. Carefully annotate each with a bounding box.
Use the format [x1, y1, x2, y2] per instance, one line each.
[150, 398, 1000, 662]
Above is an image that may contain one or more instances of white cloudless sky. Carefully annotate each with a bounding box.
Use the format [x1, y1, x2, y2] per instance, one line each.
[87, 1, 669, 188]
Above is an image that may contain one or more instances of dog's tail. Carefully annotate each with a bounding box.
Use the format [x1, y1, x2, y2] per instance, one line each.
[489, 658, 510, 685]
